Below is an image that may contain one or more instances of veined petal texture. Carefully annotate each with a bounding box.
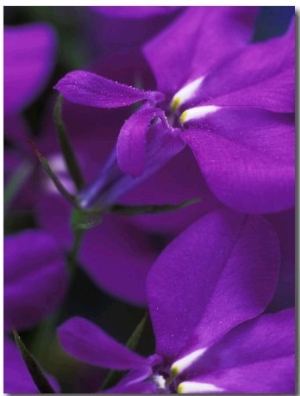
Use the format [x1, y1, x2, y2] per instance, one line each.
[143, 7, 258, 93]
[182, 108, 295, 213]
[147, 209, 280, 359]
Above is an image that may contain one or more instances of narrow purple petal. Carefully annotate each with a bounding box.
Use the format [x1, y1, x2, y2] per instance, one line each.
[147, 209, 280, 359]
[188, 310, 295, 393]
[4, 23, 57, 114]
[117, 107, 169, 177]
[58, 317, 149, 370]
[54, 70, 164, 108]
[4, 230, 68, 330]
[143, 7, 258, 93]
[182, 108, 295, 213]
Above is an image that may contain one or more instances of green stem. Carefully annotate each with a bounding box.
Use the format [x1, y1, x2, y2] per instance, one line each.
[54, 94, 85, 191]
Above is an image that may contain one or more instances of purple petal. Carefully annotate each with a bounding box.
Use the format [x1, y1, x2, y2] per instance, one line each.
[197, 18, 295, 113]
[4, 337, 39, 393]
[120, 146, 221, 234]
[4, 229, 68, 330]
[4, 336, 60, 393]
[186, 309, 295, 393]
[117, 107, 163, 177]
[105, 367, 157, 394]
[93, 6, 180, 18]
[4, 115, 32, 152]
[143, 7, 258, 94]
[182, 108, 295, 213]
[4, 23, 56, 114]
[58, 317, 149, 370]
[79, 214, 156, 306]
[266, 209, 295, 311]
[54, 70, 164, 108]
[147, 209, 280, 359]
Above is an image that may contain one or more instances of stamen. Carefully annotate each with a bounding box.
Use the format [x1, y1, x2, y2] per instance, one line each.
[170, 77, 205, 112]
[180, 105, 220, 124]
[171, 347, 207, 376]
[152, 374, 166, 390]
[177, 381, 224, 393]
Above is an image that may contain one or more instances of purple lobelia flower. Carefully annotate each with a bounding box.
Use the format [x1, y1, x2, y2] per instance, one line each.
[55, 7, 295, 214]
[57, 209, 295, 393]
[33, 49, 218, 305]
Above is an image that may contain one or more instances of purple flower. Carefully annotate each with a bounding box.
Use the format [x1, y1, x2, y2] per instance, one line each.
[32, 50, 219, 304]
[57, 209, 294, 393]
[55, 7, 295, 214]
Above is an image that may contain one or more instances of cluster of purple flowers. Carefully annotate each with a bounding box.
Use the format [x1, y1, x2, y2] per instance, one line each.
[4, 6, 295, 394]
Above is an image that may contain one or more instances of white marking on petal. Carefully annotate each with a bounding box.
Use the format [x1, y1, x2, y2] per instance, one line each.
[171, 348, 207, 376]
[178, 381, 224, 394]
[152, 375, 166, 390]
[180, 105, 220, 124]
[171, 77, 205, 112]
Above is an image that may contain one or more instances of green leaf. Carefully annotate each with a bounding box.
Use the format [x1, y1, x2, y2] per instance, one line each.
[13, 330, 55, 393]
[54, 94, 85, 191]
[4, 160, 33, 211]
[109, 198, 202, 216]
[125, 312, 148, 351]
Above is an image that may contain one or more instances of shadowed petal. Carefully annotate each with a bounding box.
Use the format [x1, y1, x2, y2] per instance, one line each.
[94, 6, 180, 18]
[4, 23, 57, 114]
[147, 209, 280, 359]
[58, 317, 149, 370]
[79, 214, 156, 306]
[4, 230, 68, 330]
